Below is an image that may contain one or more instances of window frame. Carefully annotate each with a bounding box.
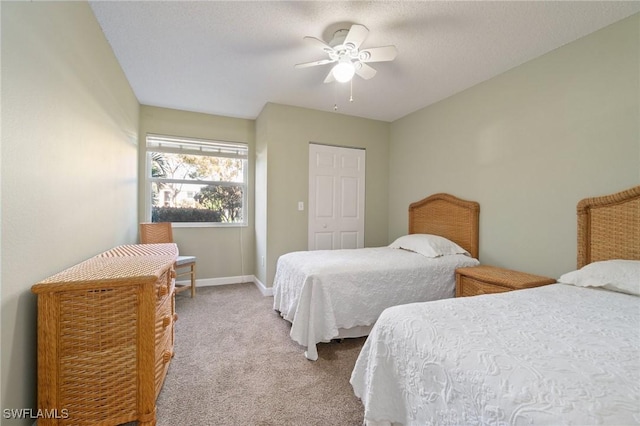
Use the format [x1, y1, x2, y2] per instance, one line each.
[144, 133, 249, 227]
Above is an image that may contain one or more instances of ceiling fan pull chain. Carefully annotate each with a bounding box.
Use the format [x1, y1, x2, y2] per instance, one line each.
[350, 79, 354, 103]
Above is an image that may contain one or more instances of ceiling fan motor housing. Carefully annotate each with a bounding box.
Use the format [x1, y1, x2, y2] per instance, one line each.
[329, 29, 359, 60]
[329, 29, 349, 47]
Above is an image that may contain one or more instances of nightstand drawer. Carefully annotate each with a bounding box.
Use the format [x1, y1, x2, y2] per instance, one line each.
[458, 275, 512, 297]
[456, 265, 556, 297]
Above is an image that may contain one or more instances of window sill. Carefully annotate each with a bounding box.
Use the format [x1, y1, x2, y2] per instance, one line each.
[171, 222, 248, 228]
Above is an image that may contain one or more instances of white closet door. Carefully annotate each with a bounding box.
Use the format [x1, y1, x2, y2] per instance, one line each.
[308, 143, 365, 250]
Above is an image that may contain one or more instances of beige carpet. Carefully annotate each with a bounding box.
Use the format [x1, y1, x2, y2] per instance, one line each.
[155, 283, 367, 426]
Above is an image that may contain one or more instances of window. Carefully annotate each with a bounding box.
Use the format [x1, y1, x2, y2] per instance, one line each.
[146, 134, 248, 225]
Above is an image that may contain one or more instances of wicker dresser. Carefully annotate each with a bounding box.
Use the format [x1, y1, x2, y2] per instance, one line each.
[31, 243, 178, 426]
[456, 265, 556, 297]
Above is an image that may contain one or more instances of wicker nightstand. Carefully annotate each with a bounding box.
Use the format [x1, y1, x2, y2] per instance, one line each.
[455, 265, 556, 297]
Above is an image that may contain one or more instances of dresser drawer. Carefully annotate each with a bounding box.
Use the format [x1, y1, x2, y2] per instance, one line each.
[156, 268, 175, 302]
[154, 291, 175, 397]
[154, 328, 173, 398]
[155, 291, 174, 344]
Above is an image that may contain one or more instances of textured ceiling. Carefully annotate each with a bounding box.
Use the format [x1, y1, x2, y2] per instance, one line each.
[89, 1, 640, 122]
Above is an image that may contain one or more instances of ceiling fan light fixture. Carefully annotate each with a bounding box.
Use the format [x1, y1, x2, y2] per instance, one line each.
[332, 60, 355, 83]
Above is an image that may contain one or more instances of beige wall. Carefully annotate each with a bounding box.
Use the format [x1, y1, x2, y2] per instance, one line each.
[139, 106, 256, 282]
[1, 2, 139, 422]
[256, 103, 390, 287]
[389, 14, 640, 279]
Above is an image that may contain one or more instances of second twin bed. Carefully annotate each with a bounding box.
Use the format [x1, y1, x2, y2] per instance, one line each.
[273, 193, 481, 360]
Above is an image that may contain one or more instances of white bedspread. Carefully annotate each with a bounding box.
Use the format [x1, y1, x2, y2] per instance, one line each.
[272, 247, 479, 360]
[350, 284, 640, 425]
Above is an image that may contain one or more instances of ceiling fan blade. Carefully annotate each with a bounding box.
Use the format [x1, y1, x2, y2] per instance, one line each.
[323, 69, 336, 84]
[354, 62, 377, 80]
[294, 58, 335, 69]
[358, 45, 398, 63]
[344, 24, 369, 50]
[303, 36, 334, 54]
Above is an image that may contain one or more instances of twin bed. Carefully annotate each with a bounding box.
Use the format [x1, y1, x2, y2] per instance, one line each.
[350, 185, 640, 425]
[273, 193, 481, 360]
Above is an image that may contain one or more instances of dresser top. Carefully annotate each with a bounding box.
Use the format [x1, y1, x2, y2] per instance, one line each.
[32, 244, 177, 293]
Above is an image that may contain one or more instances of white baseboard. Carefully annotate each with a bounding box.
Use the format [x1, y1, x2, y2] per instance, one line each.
[176, 275, 273, 297]
[252, 276, 273, 296]
[177, 275, 254, 287]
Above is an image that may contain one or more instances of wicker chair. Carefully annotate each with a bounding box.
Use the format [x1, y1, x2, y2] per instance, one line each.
[139, 222, 197, 297]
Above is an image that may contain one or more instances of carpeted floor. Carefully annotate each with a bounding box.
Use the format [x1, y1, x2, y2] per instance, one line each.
[155, 283, 367, 426]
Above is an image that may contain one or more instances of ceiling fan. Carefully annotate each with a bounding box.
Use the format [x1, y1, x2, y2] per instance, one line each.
[295, 24, 398, 84]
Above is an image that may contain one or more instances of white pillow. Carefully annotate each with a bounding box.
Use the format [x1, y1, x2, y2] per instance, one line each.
[388, 234, 470, 258]
[558, 260, 640, 296]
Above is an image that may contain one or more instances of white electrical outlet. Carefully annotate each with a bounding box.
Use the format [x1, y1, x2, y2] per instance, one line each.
[298, 201, 304, 211]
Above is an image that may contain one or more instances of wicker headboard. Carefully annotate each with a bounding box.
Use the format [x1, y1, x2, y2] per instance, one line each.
[408, 193, 480, 259]
[577, 185, 640, 268]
